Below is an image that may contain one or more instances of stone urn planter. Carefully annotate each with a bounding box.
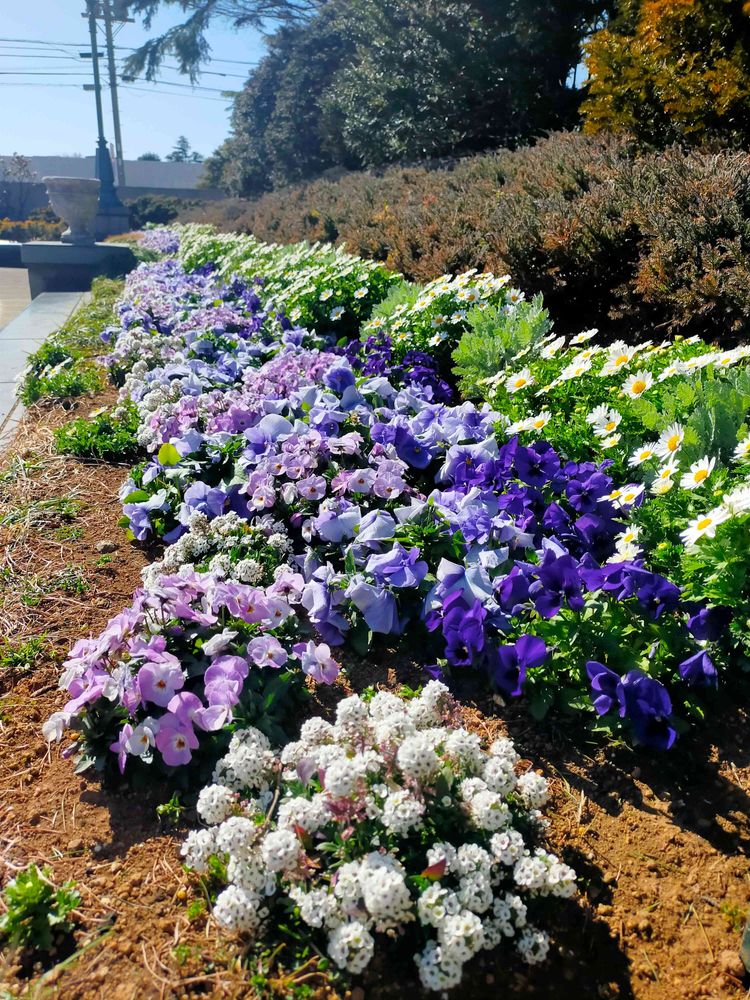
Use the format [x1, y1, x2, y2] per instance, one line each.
[43, 177, 100, 246]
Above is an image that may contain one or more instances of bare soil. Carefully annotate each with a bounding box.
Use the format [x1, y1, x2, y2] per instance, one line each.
[0, 393, 748, 999]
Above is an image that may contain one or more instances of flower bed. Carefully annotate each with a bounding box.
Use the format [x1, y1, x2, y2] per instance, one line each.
[43, 226, 746, 784]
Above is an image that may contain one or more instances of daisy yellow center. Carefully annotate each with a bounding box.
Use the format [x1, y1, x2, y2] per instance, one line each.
[605, 420, 617, 431]
[696, 517, 713, 531]
[631, 379, 647, 394]
[514, 378, 527, 388]
[533, 418, 546, 428]
[640, 450, 652, 459]
[660, 468, 673, 480]
[615, 355, 629, 366]
[693, 469, 709, 483]
[667, 435, 680, 451]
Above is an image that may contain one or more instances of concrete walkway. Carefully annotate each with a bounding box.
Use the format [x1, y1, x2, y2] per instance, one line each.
[0, 268, 30, 330]
[0, 269, 84, 445]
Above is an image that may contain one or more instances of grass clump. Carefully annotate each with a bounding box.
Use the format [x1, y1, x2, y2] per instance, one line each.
[19, 278, 123, 405]
[0, 865, 79, 956]
[0, 635, 46, 670]
[54, 402, 142, 462]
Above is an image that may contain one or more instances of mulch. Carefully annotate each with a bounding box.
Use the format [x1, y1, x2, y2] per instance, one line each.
[0, 390, 747, 999]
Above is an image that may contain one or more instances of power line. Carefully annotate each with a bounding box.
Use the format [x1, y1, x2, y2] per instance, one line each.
[120, 84, 232, 103]
[0, 70, 92, 76]
[0, 36, 259, 67]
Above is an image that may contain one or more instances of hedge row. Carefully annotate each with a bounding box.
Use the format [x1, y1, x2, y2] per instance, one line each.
[184, 131, 750, 343]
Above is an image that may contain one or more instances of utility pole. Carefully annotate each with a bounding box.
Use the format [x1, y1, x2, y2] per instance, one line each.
[100, 1, 127, 186]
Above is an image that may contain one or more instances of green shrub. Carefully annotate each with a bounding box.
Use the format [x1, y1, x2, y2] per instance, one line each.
[54, 403, 142, 462]
[126, 194, 192, 229]
[0, 865, 79, 954]
[453, 296, 552, 399]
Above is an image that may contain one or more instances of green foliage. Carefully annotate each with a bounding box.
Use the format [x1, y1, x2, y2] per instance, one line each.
[156, 792, 186, 827]
[127, 194, 191, 229]
[0, 865, 79, 954]
[54, 403, 143, 462]
[682, 513, 750, 657]
[19, 278, 123, 404]
[201, 0, 606, 195]
[453, 295, 552, 398]
[0, 635, 46, 671]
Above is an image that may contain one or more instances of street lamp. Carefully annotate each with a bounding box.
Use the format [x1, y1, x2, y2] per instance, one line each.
[83, 0, 129, 239]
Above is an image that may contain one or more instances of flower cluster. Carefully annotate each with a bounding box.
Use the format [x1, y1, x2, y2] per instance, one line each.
[45, 228, 738, 776]
[365, 270, 526, 367]
[182, 683, 576, 991]
[43, 568, 340, 777]
[178, 225, 397, 338]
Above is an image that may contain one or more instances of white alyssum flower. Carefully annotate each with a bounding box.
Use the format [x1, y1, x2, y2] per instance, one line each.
[327, 921, 374, 973]
[182, 685, 575, 992]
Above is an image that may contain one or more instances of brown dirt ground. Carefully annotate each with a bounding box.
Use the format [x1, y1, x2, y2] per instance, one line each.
[0, 391, 748, 1000]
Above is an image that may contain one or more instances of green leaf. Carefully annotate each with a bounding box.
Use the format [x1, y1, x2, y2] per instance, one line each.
[158, 443, 182, 467]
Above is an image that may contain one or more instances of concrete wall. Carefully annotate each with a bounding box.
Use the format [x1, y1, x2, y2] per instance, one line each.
[0, 155, 224, 219]
[1, 155, 208, 189]
[1, 181, 224, 221]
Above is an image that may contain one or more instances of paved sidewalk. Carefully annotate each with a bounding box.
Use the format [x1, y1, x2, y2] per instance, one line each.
[0, 270, 84, 445]
[0, 268, 30, 331]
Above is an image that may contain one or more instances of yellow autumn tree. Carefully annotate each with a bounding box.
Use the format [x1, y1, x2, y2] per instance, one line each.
[582, 0, 750, 144]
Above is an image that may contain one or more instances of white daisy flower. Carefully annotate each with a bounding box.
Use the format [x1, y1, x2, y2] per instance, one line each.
[733, 435, 750, 462]
[588, 406, 622, 438]
[505, 369, 534, 393]
[723, 485, 750, 515]
[614, 540, 641, 560]
[622, 370, 653, 399]
[616, 525, 640, 546]
[600, 342, 635, 375]
[570, 328, 598, 345]
[319, 289, 334, 302]
[679, 456, 716, 490]
[600, 434, 621, 449]
[655, 423, 684, 460]
[330, 306, 345, 321]
[656, 362, 680, 382]
[353, 286, 368, 299]
[650, 459, 679, 494]
[619, 483, 645, 506]
[540, 336, 566, 359]
[507, 418, 534, 434]
[529, 411, 551, 431]
[629, 444, 656, 467]
[559, 356, 592, 380]
[680, 506, 730, 547]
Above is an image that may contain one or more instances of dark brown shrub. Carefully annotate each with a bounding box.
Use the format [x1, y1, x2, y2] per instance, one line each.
[182, 132, 750, 341]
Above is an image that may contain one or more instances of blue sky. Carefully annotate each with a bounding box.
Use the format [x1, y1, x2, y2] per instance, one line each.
[1, 1, 267, 160]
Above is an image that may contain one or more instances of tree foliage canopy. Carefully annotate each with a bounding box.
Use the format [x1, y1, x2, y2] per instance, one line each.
[187, 0, 608, 195]
[582, 0, 750, 145]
